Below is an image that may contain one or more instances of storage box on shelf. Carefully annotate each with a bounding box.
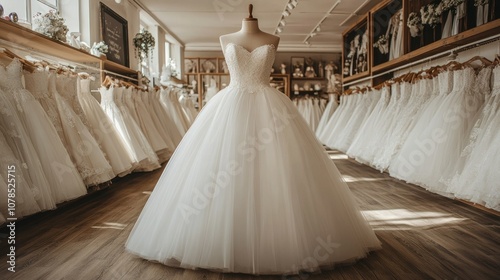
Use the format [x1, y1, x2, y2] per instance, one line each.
[342, 14, 371, 83]
[0, 18, 138, 84]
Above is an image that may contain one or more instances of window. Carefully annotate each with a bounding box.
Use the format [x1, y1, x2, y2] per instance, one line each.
[165, 41, 171, 66]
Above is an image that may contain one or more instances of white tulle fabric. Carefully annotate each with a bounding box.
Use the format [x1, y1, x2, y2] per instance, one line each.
[179, 93, 198, 124]
[446, 66, 498, 209]
[48, 73, 114, 186]
[99, 86, 160, 172]
[1, 61, 86, 205]
[159, 88, 191, 135]
[315, 94, 338, 138]
[126, 43, 380, 274]
[77, 78, 136, 177]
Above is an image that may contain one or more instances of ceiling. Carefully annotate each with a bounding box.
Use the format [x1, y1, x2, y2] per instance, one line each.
[134, 0, 377, 52]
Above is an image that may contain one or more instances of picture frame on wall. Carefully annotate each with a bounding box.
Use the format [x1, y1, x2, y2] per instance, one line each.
[100, 3, 129, 67]
[37, 0, 58, 9]
[290, 57, 305, 78]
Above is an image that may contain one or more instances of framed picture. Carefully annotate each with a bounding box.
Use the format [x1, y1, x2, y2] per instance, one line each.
[291, 57, 305, 78]
[37, 0, 58, 9]
[100, 3, 129, 67]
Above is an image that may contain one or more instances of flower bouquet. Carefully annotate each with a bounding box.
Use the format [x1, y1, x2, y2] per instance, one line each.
[133, 29, 155, 62]
[32, 10, 68, 42]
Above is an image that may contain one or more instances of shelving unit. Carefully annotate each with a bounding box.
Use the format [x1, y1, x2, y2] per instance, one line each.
[0, 18, 139, 83]
[185, 57, 291, 109]
[342, 0, 500, 88]
[342, 14, 371, 84]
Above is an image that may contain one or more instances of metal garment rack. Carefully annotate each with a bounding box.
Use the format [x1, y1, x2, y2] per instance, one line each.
[343, 33, 500, 87]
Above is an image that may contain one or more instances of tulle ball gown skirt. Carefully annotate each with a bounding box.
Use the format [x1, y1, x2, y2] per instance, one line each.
[126, 85, 380, 274]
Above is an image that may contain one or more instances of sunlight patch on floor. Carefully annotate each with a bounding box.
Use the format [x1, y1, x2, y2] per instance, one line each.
[91, 222, 127, 230]
[342, 175, 388, 182]
[328, 153, 348, 160]
[361, 209, 468, 230]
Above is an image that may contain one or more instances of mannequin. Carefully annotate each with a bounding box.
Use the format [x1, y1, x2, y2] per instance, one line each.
[219, 4, 280, 53]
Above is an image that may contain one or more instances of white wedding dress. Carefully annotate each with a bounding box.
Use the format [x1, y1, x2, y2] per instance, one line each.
[126, 43, 380, 274]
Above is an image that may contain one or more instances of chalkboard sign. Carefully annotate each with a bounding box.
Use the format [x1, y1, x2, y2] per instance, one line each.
[100, 3, 129, 67]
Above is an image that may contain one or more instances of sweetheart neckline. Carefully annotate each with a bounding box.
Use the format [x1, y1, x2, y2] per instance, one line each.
[225, 43, 276, 54]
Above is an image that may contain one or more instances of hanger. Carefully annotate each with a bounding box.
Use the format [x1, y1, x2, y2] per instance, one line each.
[0, 47, 36, 72]
[463, 56, 493, 68]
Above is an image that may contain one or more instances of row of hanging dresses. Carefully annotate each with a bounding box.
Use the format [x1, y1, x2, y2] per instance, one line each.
[318, 64, 499, 210]
[179, 91, 198, 124]
[0, 58, 86, 217]
[158, 87, 192, 135]
[293, 97, 326, 131]
[315, 94, 339, 138]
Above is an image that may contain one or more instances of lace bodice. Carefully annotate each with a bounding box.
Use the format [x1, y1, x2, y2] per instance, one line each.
[492, 67, 500, 95]
[438, 70, 453, 95]
[0, 59, 24, 91]
[224, 43, 276, 91]
[24, 70, 51, 99]
[474, 67, 492, 96]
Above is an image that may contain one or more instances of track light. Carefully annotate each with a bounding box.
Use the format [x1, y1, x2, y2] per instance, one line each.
[316, 26, 321, 32]
[277, 26, 283, 33]
[280, 19, 286, 26]
[305, 41, 310, 45]
[282, 9, 291, 17]
[310, 32, 317, 37]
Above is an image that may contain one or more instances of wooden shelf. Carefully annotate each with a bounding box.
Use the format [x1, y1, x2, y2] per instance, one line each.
[0, 19, 100, 63]
[103, 59, 137, 76]
[292, 77, 326, 80]
[372, 19, 500, 74]
[342, 71, 370, 84]
[0, 18, 138, 83]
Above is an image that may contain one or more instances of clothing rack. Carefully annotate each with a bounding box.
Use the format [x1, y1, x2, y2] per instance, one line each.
[344, 33, 500, 87]
[0, 38, 138, 82]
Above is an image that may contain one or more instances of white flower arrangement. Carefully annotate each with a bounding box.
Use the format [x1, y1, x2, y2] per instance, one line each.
[373, 34, 389, 54]
[474, 0, 488, 6]
[32, 10, 69, 42]
[407, 12, 423, 37]
[442, 0, 465, 13]
[95, 41, 109, 54]
[420, 3, 443, 28]
[133, 29, 155, 62]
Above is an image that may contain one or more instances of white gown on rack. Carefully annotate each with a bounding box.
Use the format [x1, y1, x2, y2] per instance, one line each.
[397, 68, 483, 193]
[179, 93, 198, 124]
[140, 90, 177, 155]
[77, 78, 136, 177]
[348, 87, 390, 163]
[315, 94, 338, 139]
[390, 71, 452, 182]
[1, 60, 85, 206]
[126, 43, 381, 274]
[447, 66, 497, 205]
[151, 89, 183, 146]
[99, 86, 160, 172]
[159, 88, 191, 135]
[0, 129, 41, 217]
[50, 73, 115, 186]
[129, 87, 171, 163]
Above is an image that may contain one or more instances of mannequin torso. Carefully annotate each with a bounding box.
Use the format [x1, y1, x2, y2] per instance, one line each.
[220, 18, 280, 53]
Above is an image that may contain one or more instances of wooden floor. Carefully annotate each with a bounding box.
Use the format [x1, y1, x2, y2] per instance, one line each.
[1, 150, 499, 279]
